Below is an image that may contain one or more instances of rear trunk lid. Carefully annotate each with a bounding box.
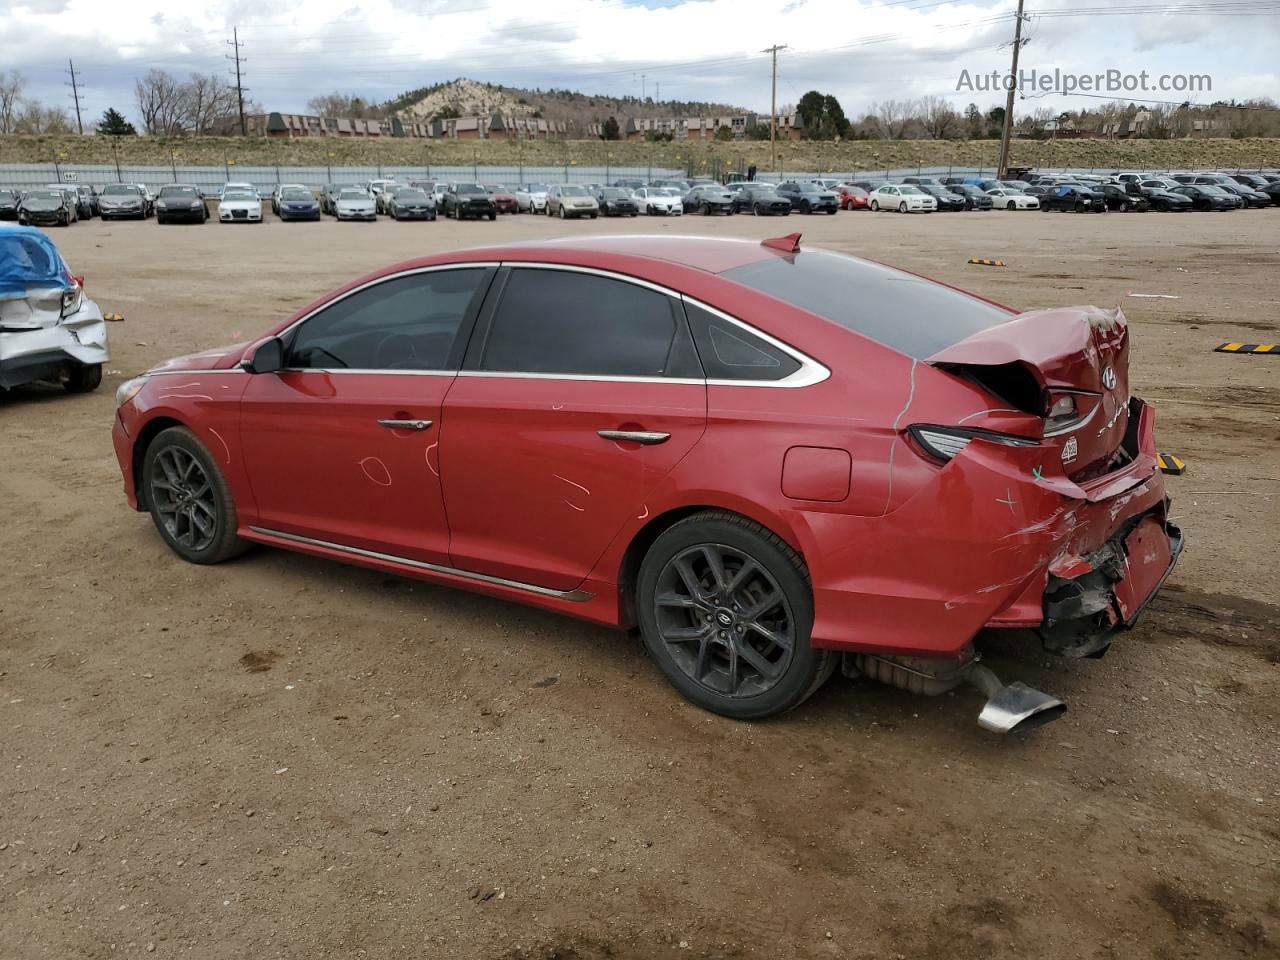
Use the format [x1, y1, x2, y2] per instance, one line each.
[927, 305, 1131, 480]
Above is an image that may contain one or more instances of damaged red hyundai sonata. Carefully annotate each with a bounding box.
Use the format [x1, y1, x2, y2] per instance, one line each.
[111, 234, 1182, 733]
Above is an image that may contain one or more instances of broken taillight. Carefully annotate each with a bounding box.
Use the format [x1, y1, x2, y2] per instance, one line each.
[1044, 389, 1101, 437]
[909, 425, 1038, 463]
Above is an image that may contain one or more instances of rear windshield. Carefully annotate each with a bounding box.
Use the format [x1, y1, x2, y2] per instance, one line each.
[722, 249, 1011, 360]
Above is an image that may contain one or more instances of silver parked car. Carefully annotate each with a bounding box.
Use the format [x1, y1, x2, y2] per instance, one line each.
[0, 225, 109, 393]
[334, 187, 377, 221]
[546, 184, 599, 219]
[98, 184, 148, 220]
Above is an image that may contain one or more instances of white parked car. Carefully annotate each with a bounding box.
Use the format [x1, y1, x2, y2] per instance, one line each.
[218, 188, 263, 223]
[633, 187, 684, 216]
[334, 187, 377, 221]
[986, 188, 1040, 210]
[0, 225, 109, 394]
[869, 184, 937, 213]
[515, 183, 549, 213]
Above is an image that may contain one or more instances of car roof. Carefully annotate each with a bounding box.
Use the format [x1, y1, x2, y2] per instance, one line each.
[425, 235, 791, 277]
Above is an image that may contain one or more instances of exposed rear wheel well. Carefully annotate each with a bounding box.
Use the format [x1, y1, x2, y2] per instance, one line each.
[616, 505, 804, 629]
[131, 416, 184, 510]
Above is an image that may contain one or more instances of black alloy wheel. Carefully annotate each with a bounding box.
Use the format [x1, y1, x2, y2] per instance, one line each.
[143, 427, 248, 565]
[637, 511, 834, 719]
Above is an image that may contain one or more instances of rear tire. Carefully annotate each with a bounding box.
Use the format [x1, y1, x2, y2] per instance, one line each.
[142, 426, 249, 566]
[64, 363, 102, 393]
[636, 510, 834, 720]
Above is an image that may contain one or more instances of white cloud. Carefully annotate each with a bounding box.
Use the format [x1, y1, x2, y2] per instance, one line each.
[1, 0, 1274, 126]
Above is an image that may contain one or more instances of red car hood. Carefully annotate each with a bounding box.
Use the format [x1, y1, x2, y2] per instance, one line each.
[149, 341, 249, 373]
[929, 305, 1130, 479]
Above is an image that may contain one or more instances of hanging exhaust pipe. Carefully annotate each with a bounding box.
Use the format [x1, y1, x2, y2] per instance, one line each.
[964, 662, 1067, 734]
[846, 648, 1066, 734]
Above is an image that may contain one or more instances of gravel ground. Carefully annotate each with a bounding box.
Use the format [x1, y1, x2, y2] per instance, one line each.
[2, 205, 1277, 960]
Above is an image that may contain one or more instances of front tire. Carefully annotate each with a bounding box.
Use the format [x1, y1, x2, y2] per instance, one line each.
[899, 202, 907, 213]
[142, 426, 248, 565]
[637, 511, 834, 720]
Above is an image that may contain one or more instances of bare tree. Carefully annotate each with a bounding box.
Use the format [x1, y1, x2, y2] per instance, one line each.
[919, 95, 959, 139]
[305, 92, 383, 119]
[0, 70, 24, 135]
[15, 102, 73, 134]
[871, 99, 913, 139]
[184, 73, 240, 134]
[135, 69, 187, 134]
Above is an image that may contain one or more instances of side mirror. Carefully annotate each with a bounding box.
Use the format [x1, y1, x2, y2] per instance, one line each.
[242, 337, 285, 374]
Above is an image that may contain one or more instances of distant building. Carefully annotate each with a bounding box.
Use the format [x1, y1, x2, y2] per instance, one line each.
[622, 114, 802, 141]
[247, 110, 564, 140]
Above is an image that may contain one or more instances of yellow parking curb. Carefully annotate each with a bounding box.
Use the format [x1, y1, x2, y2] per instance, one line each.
[1215, 342, 1275, 354]
[1157, 453, 1186, 476]
[968, 258, 1005, 267]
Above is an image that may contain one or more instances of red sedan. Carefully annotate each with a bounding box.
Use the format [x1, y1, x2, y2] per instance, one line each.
[111, 234, 1181, 734]
[484, 184, 519, 214]
[835, 184, 870, 210]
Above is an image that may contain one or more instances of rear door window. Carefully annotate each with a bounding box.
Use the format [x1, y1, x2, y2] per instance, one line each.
[477, 268, 693, 378]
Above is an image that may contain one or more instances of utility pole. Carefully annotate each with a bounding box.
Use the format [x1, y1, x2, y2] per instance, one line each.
[655, 81, 660, 102]
[761, 44, 787, 171]
[65, 59, 84, 134]
[996, 0, 1027, 179]
[227, 27, 248, 136]
[640, 73, 646, 101]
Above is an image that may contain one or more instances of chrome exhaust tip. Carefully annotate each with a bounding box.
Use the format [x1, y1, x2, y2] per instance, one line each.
[967, 664, 1066, 734]
[977, 681, 1067, 733]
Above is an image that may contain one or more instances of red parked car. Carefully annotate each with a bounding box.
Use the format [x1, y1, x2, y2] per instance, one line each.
[484, 184, 519, 214]
[111, 234, 1181, 734]
[835, 184, 870, 210]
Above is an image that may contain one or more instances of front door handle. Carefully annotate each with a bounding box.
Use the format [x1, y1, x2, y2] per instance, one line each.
[598, 429, 670, 445]
[378, 418, 432, 431]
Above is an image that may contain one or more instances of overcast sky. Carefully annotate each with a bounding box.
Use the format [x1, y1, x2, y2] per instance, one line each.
[4, 0, 1278, 126]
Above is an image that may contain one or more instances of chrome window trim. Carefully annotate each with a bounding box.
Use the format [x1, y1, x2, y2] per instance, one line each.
[247, 526, 593, 602]
[153, 261, 830, 389]
[476, 262, 830, 389]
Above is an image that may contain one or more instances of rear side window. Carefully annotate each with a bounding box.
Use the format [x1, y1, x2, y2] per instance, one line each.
[288, 268, 488, 371]
[684, 303, 799, 382]
[722, 249, 1010, 360]
[480, 269, 685, 377]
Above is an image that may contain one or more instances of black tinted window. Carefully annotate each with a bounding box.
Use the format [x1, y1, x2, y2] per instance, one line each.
[722, 249, 1011, 360]
[685, 304, 799, 382]
[288, 269, 488, 371]
[481, 269, 679, 377]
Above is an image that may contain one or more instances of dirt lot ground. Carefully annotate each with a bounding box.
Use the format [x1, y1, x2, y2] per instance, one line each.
[2, 206, 1278, 960]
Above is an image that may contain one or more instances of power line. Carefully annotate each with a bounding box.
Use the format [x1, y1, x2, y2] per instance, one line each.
[65, 59, 84, 135]
[226, 27, 248, 136]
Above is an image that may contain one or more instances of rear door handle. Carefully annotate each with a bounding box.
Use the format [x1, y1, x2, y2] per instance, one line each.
[598, 430, 670, 445]
[377, 418, 432, 431]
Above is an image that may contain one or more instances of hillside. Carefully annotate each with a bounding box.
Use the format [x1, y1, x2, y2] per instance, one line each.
[382, 77, 747, 135]
[3, 133, 1279, 175]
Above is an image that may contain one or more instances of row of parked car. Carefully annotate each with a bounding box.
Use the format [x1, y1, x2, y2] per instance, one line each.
[5, 169, 1276, 228]
[833, 170, 1280, 214]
